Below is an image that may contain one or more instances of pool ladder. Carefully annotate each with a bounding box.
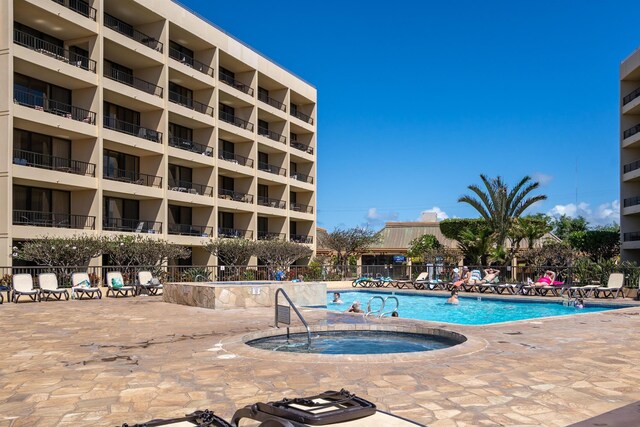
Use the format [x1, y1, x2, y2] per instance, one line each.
[275, 288, 311, 346]
[365, 295, 399, 318]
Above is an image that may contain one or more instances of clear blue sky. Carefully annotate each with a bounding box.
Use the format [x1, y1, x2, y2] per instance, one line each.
[179, 0, 639, 230]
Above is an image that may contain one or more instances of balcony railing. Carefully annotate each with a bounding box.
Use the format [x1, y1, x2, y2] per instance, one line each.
[624, 160, 640, 174]
[258, 127, 286, 143]
[52, 0, 97, 21]
[219, 110, 254, 131]
[218, 189, 253, 204]
[290, 234, 313, 244]
[169, 223, 213, 237]
[13, 149, 96, 177]
[218, 227, 253, 239]
[624, 197, 640, 208]
[103, 116, 162, 143]
[292, 110, 313, 125]
[168, 179, 213, 197]
[104, 14, 163, 52]
[13, 29, 97, 73]
[169, 137, 212, 156]
[169, 47, 214, 77]
[257, 231, 285, 240]
[291, 141, 314, 154]
[104, 65, 163, 97]
[219, 70, 254, 96]
[103, 217, 162, 233]
[257, 196, 286, 209]
[624, 231, 640, 242]
[623, 87, 640, 106]
[14, 210, 96, 229]
[290, 171, 313, 184]
[219, 151, 253, 167]
[290, 202, 313, 214]
[258, 92, 285, 111]
[169, 91, 214, 116]
[258, 162, 286, 177]
[103, 168, 162, 188]
[624, 124, 640, 140]
[14, 87, 96, 124]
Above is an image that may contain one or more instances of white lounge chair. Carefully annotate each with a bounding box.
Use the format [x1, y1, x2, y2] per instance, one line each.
[137, 270, 163, 296]
[71, 272, 102, 300]
[38, 273, 69, 301]
[11, 273, 40, 303]
[106, 271, 135, 298]
[594, 273, 625, 299]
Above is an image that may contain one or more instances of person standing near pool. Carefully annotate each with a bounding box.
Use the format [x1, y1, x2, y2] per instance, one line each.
[446, 290, 459, 305]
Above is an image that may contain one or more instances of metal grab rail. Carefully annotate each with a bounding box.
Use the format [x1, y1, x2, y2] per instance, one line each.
[275, 288, 311, 347]
[365, 296, 385, 317]
[365, 295, 399, 318]
[380, 296, 399, 317]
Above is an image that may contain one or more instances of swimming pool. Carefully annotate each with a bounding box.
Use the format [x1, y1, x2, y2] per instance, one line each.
[327, 291, 620, 325]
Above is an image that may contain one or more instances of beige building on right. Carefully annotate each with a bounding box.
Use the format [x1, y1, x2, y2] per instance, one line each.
[621, 47, 640, 262]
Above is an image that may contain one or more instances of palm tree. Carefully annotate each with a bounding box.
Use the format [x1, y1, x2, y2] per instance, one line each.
[459, 175, 547, 247]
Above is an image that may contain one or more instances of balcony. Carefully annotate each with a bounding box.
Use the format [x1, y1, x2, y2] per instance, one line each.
[52, 0, 97, 21]
[219, 151, 253, 167]
[257, 196, 286, 209]
[258, 162, 286, 177]
[218, 189, 253, 204]
[290, 234, 313, 244]
[219, 111, 254, 131]
[218, 227, 253, 239]
[291, 141, 314, 154]
[14, 29, 97, 73]
[258, 127, 286, 144]
[219, 70, 254, 96]
[14, 210, 96, 229]
[13, 149, 96, 177]
[257, 231, 285, 240]
[104, 14, 163, 53]
[624, 124, 640, 140]
[103, 217, 162, 233]
[624, 87, 640, 106]
[169, 47, 214, 77]
[624, 196, 640, 208]
[104, 168, 162, 188]
[168, 180, 213, 197]
[624, 160, 640, 174]
[169, 137, 212, 156]
[291, 171, 313, 184]
[104, 66, 163, 97]
[258, 92, 285, 111]
[103, 117, 162, 143]
[292, 110, 313, 125]
[169, 92, 214, 116]
[291, 202, 313, 214]
[169, 223, 213, 237]
[14, 87, 96, 124]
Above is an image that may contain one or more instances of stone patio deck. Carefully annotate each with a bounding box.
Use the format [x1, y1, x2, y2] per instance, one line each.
[1, 292, 640, 426]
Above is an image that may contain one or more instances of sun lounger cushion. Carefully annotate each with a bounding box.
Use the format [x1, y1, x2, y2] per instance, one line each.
[111, 277, 124, 289]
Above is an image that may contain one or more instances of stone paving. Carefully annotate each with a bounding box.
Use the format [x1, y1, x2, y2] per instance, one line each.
[1, 292, 640, 426]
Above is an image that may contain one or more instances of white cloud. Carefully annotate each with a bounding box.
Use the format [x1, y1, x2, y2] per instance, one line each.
[546, 200, 619, 226]
[532, 172, 553, 186]
[418, 207, 449, 222]
[365, 208, 398, 227]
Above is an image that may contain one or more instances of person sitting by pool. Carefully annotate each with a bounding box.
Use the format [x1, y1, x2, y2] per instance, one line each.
[453, 266, 470, 288]
[534, 270, 556, 287]
[446, 290, 459, 305]
[468, 269, 483, 284]
[332, 292, 343, 304]
[474, 268, 500, 284]
[346, 301, 364, 313]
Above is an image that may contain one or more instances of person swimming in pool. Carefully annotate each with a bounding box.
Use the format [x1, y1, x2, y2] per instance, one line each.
[346, 301, 364, 313]
[332, 292, 343, 304]
[446, 289, 459, 305]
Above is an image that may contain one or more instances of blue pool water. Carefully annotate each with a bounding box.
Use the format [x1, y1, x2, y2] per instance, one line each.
[328, 291, 618, 325]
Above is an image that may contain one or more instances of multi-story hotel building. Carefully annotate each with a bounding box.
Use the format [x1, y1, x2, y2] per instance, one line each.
[0, 0, 317, 266]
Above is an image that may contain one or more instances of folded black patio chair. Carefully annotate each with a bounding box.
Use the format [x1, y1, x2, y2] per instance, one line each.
[121, 409, 232, 427]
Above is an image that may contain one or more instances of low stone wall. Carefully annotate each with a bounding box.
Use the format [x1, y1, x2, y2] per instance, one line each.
[163, 281, 327, 310]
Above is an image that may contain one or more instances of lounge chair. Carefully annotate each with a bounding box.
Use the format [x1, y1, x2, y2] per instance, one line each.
[106, 271, 136, 297]
[137, 270, 163, 295]
[120, 409, 232, 426]
[11, 273, 40, 303]
[71, 272, 102, 299]
[38, 273, 69, 301]
[594, 273, 625, 299]
[567, 281, 601, 298]
[394, 272, 429, 290]
[231, 389, 425, 426]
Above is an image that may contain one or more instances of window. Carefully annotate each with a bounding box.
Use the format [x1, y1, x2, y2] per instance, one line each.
[258, 216, 268, 233]
[290, 102, 298, 116]
[105, 59, 133, 85]
[169, 205, 192, 225]
[169, 82, 193, 107]
[220, 103, 234, 116]
[258, 152, 268, 166]
[169, 41, 194, 65]
[290, 161, 298, 173]
[290, 132, 298, 142]
[69, 45, 89, 69]
[168, 164, 193, 186]
[220, 176, 234, 191]
[14, 73, 71, 113]
[258, 119, 269, 136]
[258, 184, 268, 198]
[14, 22, 63, 55]
[13, 185, 69, 214]
[103, 197, 139, 231]
[219, 211, 233, 228]
[220, 66, 235, 80]
[103, 150, 139, 180]
[219, 139, 234, 154]
[104, 102, 140, 125]
[169, 122, 193, 141]
[290, 191, 297, 204]
[290, 221, 297, 235]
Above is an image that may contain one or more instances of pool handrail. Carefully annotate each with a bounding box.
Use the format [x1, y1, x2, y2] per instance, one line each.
[365, 295, 385, 317]
[380, 296, 399, 318]
[275, 288, 311, 346]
